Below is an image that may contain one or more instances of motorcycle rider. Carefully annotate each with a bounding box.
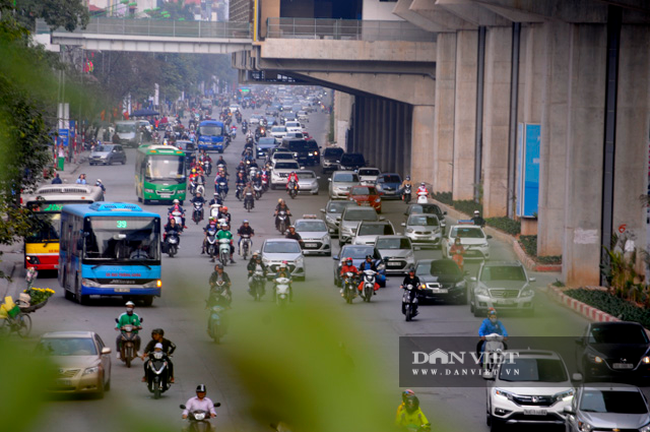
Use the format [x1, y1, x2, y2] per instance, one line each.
[285, 225, 303, 246]
[478, 308, 508, 355]
[208, 263, 232, 307]
[396, 389, 416, 418]
[214, 169, 229, 197]
[395, 395, 430, 431]
[115, 301, 142, 359]
[357, 255, 380, 296]
[163, 218, 182, 248]
[416, 182, 429, 198]
[449, 237, 466, 271]
[235, 171, 247, 199]
[190, 192, 206, 218]
[237, 220, 255, 255]
[471, 210, 486, 228]
[217, 222, 236, 264]
[201, 217, 219, 255]
[182, 384, 217, 420]
[274, 199, 292, 230]
[216, 155, 227, 169]
[168, 199, 187, 229]
[275, 262, 293, 302]
[95, 179, 106, 193]
[339, 257, 359, 297]
[247, 251, 267, 294]
[218, 205, 232, 226]
[400, 175, 412, 192]
[242, 181, 255, 209]
[401, 268, 422, 315]
[141, 328, 176, 383]
[286, 171, 299, 192]
[208, 191, 223, 208]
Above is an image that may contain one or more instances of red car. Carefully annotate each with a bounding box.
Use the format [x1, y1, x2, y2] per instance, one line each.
[348, 185, 382, 213]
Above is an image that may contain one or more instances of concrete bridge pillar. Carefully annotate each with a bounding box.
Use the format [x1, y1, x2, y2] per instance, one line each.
[432, 32, 457, 193]
[411, 105, 435, 185]
[562, 24, 607, 286]
[482, 26, 512, 218]
[453, 30, 478, 200]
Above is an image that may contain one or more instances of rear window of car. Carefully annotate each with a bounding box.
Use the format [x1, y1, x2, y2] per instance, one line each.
[380, 174, 401, 183]
[333, 173, 359, 182]
[376, 238, 412, 250]
[343, 209, 378, 221]
[358, 169, 380, 176]
[275, 162, 300, 170]
[358, 224, 394, 236]
[341, 154, 365, 165]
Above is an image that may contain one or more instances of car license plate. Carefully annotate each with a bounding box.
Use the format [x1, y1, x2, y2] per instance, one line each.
[499, 299, 515, 305]
[115, 288, 130, 293]
[523, 409, 547, 416]
[387, 262, 401, 267]
[160, 194, 172, 198]
[57, 379, 71, 386]
[305, 243, 318, 248]
[613, 363, 634, 369]
[430, 288, 448, 293]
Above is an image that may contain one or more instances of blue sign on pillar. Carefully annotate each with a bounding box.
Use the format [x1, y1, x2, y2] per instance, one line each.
[522, 124, 540, 217]
[58, 128, 69, 147]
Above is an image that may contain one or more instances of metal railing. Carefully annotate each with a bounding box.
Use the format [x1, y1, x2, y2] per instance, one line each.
[266, 18, 436, 42]
[41, 18, 252, 39]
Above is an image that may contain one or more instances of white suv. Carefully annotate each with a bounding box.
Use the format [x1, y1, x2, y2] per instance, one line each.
[486, 350, 579, 431]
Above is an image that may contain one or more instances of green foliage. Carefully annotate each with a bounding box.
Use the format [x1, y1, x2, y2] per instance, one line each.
[432, 191, 452, 205]
[452, 199, 482, 216]
[486, 216, 521, 236]
[518, 235, 562, 264]
[13, 0, 89, 32]
[600, 233, 644, 300]
[552, 279, 565, 287]
[565, 288, 650, 328]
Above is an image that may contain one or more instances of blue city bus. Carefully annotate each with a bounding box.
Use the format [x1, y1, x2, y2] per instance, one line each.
[197, 120, 229, 153]
[58, 202, 162, 306]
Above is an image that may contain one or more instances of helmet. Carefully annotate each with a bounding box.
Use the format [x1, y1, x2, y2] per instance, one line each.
[96, 179, 102, 183]
[487, 308, 497, 317]
[222, 206, 228, 212]
[365, 255, 373, 260]
[402, 389, 415, 403]
[420, 182, 425, 186]
[173, 199, 180, 204]
[474, 210, 480, 215]
[252, 251, 259, 257]
[196, 384, 207, 393]
[346, 257, 353, 265]
[291, 171, 295, 174]
[215, 263, 224, 270]
[221, 222, 228, 228]
[154, 342, 163, 350]
[214, 192, 219, 196]
[196, 192, 201, 196]
[125, 301, 135, 307]
[406, 176, 411, 181]
[289, 225, 295, 229]
[243, 220, 249, 224]
[278, 198, 283, 203]
[151, 328, 164, 337]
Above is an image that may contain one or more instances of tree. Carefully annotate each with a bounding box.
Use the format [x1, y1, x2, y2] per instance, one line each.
[14, 0, 89, 32]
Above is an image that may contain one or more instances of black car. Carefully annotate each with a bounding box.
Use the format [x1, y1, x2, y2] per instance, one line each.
[405, 203, 448, 232]
[576, 321, 650, 382]
[414, 259, 467, 304]
[256, 137, 277, 158]
[280, 138, 320, 166]
[339, 153, 365, 171]
[322, 147, 344, 171]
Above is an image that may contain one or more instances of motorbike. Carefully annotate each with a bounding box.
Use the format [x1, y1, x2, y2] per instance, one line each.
[416, 189, 428, 204]
[190, 179, 205, 196]
[192, 202, 204, 225]
[261, 173, 269, 192]
[209, 204, 221, 219]
[216, 181, 228, 201]
[206, 227, 218, 262]
[165, 231, 180, 258]
[361, 269, 377, 303]
[207, 305, 227, 344]
[171, 210, 184, 231]
[244, 191, 254, 212]
[144, 350, 171, 399]
[403, 184, 412, 204]
[180, 402, 221, 432]
[240, 234, 252, 259]
[341, 272, 358, 305]
[481, 333, 506, 378]
[250, 269, 266, 301]
[115, 319, 142, 368]
[216, 163, 227, 175]
[202, 160, 212, 176]
[273, 277, 291, 306]
[287, 180, 298, 199]
[235, 184, 244, 201]
[276, 210, 289, 235]
[218, 238, 231, 266]
[242, 125, 248, 135]
[253, 183, 263, 200]
[402, 284, 419, 322]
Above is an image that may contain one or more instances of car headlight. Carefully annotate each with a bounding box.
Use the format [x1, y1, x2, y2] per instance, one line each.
[377, 263, 385, 271]
[475, 287, 489, 296]
[577, 420, 594, 432]
[456, 280, 466, 289]
[587, 353, 604, 364]
[406, 228, 414, 233]
[82, 278, 101, 287]
[480, 242, 490, 248]
[322, 235, 330, 242]
[374, 198, 381, 203]
[642, 356, 650, 364]
[262, 257, 270, 265]
[554, 388, 574, 402]
[521, 289, 534, 298]
[494, 388, 514, 401]
[640, 424, 650, 432]
[295, 256, 304, 266]
[83, 366, 99, 376]
[143, 279, 162, 288]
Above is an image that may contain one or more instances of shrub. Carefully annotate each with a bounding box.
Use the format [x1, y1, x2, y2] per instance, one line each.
[565, 288, 650, 328]
[486, 217, 521, 236]
[452, 200, 482, 216]
[432, 191, 452, 205]
[518, 235, 562, 265]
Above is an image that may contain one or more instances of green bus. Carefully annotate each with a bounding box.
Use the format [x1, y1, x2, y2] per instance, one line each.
[135, 145, 187, 205]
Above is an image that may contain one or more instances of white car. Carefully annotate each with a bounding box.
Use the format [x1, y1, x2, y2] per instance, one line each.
[441, 223, 491, 260]
[294, 218, 331, 256]
[352, 221, 395, 245]
[285, 121, 302, 134]
[268, 150, 296, 165]
[357, 167, 381, 186]
[297, 111, 309, 121]
[486, 350, 578, 430]
[270, 125, 288, 140]
[261, 239, 305, 280]
[296, 170, 320, 195]
[270, 160, 301, 189]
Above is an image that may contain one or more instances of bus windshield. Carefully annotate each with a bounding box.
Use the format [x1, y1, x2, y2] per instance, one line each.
[146, 155, 185, 180]
[84, 217, 160, 261]
[199, 125, 223, 136]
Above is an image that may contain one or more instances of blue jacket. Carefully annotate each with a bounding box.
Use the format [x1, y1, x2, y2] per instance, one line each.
[478, 319, 508, 337]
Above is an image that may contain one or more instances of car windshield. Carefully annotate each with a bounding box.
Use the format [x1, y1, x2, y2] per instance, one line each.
[274, 153, 294, 160]
[588, 324, 649, 344]
[409, 204, 442, 216]
[272, 126, 287, 132]
[358, 224, 394, 236]
[324, 148, 344, 157]
[450, 227, 485, 239]
[358, 169, 380, 176]
[116, 123, 136, 133]
[499, 358, 568, 382]
[84, 216, 160, 261]
[295, 221, 326, 232]
[275, 162, 300, 170]
[327, 201, 353, 213]
[415, 262, 431, 276]
[199, 125, 223, 136]
[579, 390, 649, 414]
[298, 172, 315, 179]
[408, 215, 439, 226]
[376, 238, 411, 250]
[480, 265, 527, 282]
[286, 122, 300, 128]
[264, 241, 301, 254]
[343, 210, 378, 221]
[341, 154, 364, 164]
[380, 175, 401, 183]
[430, 260, 462, 277]
[350, 187, 377, 195]
[342, 246, 374, 259]
[94, 146, 112, 153]
[333, 173, 359, 183]
[36, 337, 98, 356]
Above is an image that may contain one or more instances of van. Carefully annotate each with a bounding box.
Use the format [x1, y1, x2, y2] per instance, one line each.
[113, 121, 142, 148]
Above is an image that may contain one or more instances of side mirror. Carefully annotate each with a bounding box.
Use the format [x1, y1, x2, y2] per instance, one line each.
[332, 255, 339, 260]
[443, 211, 448, 215]
[487, 235, 493, 239]
[140, 317, 143, 323]
[115, 318, 119, 323]
[101, 347, 112, 354]
[328, 178, 332, 182]
[401, 222, 406, 227]
[572, 373, 583, 382]
[482, 371, 495, 380]
[76, 239, 84, 250]
[316, 177, 321, 180]
[470, 276, 477, 282]
[320, 208, 325, 213]
[379, 216, 385, 221]
[214, 402, 221, 407]
[574, 337, 585, 346]
[414, 246, 421, 251]
[563, 406, 575, 415]
[180, 404, 187, 409]
[529, 277, 536, 282]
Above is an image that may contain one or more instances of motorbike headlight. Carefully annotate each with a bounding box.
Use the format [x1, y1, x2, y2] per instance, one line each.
[82, 278, 101, 288]
[83, 366, 99, 376]
[553, 388, 574, 402]
[587, 353, 604, 364]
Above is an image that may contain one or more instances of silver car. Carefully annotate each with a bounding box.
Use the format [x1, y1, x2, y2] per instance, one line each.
[338, 206, 381, 247]
[352, 220, 396, 246]
[469, 261, 535, 317]
[296, 170, 320, 195]
[329, 171, 360, 199]
[565, 384, 650, 432]
[320, 200, 356, 236]
[374, 235, 415, 275]
[261, 239, 306, 281]
[402, 214, 442, 248]
[89, 144, 127, 166]
[294, 218, 331, 256]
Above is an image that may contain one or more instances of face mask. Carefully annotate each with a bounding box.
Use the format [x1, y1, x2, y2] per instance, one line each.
[489, 317, 497, 324]
[126, 308, 134, 315]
